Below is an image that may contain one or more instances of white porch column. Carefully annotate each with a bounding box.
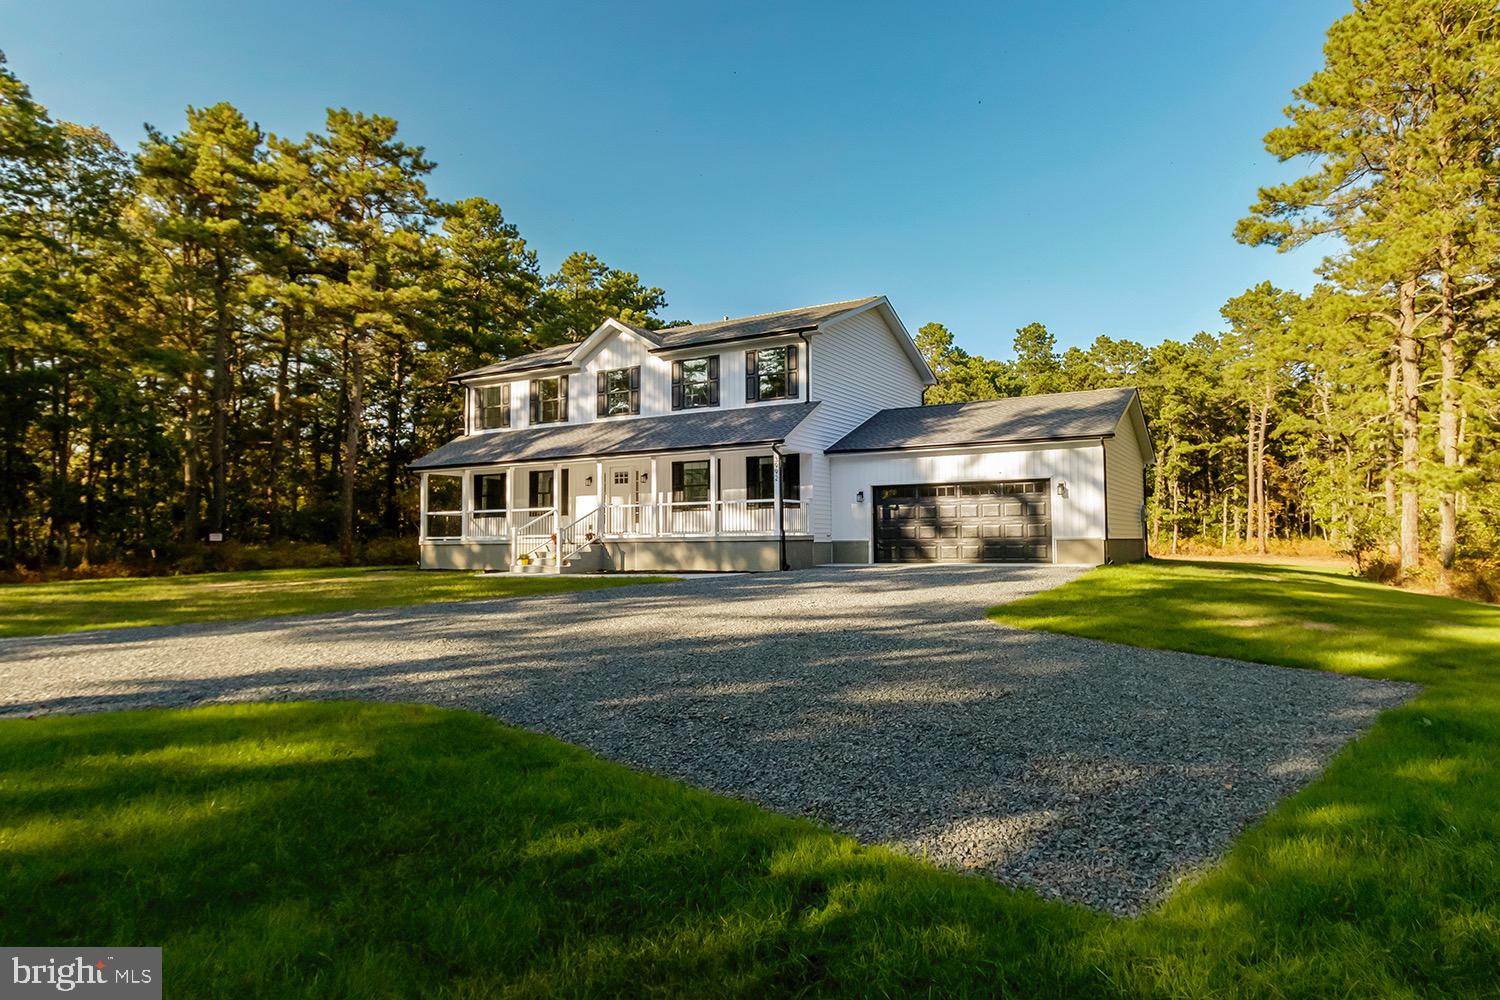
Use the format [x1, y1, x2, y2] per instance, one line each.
[709, 452, 720, 536]
[649, 455, 661, 536]
[419, 472, 429, 542]
[595, 459, 604, 532]
[506, 466, 518, 552]
[555, 464, 564, 566]
[460, 469, 473, 541]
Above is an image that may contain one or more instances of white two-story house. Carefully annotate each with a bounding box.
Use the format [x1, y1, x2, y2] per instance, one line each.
[411, 296, 1153, 572]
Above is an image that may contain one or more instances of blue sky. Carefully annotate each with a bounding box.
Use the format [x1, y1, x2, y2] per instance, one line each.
[3, 0, 1346, 357]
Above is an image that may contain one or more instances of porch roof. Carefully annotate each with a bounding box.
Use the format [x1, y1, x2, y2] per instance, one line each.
[410, 401, 821, 471]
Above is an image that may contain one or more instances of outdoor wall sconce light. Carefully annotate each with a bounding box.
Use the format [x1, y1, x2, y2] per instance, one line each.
[584, 475, 594, 487]
[855, 489, 865, 503]
[1056, 482, 1068, 499]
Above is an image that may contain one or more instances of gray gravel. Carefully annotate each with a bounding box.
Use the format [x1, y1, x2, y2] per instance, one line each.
[0, 564, 1415, 914]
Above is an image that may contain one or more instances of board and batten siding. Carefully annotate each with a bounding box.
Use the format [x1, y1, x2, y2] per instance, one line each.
[784, 307, 928, 539]
[1103, 406, 1147, 539]
[828, 441, 1107, 557]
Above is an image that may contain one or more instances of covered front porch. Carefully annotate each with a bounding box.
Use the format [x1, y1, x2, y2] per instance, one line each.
[419, 447, 809, 571]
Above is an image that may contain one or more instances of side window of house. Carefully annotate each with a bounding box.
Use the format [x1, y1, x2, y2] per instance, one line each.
[745, 454, 801, 503]
[671, 356, 720, 409]
[745, 345, 798, 402]
[596, 366, 641, 417]
[475, 384, 510, 430]
[529, 376, 568, 424]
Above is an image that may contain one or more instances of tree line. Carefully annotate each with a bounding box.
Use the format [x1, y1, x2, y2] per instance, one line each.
[918, 0, 1500, 589]
[0, 54, 672, 569]
[3, 0, 1496, 589]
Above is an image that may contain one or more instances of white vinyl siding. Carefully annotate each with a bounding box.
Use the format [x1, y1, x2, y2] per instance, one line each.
[1103, 407, 1147, 539]
[784, 308, 929, 540]
[828, 442, 1106, 555]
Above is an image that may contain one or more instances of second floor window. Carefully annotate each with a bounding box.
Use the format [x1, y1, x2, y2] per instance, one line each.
[746, 345, 799, 402]
[596, 366, 640, 417]
[672, 356, 719, 409]
[474, 384, 510, 430]
[529, 376, 567, 424]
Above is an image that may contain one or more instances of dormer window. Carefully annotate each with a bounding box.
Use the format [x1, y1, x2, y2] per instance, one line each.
[746, 345, 798, 402]
[671, 356, 720, 410]
[529, 376, 568, 424]
[474, 384, 510, 430]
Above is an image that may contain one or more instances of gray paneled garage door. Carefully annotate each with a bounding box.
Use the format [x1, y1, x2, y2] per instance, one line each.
[873, 479, 1051, 563]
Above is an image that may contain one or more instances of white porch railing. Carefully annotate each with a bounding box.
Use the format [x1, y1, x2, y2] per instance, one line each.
[595, 499, 805, 537]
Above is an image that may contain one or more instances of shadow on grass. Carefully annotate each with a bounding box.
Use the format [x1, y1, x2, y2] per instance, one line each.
[0, 703, 1102, 998]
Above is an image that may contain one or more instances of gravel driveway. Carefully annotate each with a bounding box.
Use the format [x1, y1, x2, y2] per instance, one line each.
[0, 564, 1413, 914]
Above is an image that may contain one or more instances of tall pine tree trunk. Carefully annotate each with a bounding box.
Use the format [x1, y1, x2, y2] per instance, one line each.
[182, 374, 202, 544]
[210, 251, 231, 537]
[383, 339, 403, 534]
[1257, 394, 1270, 555]
[1436, 262, 1460, 580]
[1396, 278, 1423, 572]
[341, 332, 363, 565]
[267, 309, 294, 543]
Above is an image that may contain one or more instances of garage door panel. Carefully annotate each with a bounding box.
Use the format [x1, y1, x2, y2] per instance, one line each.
[874, 479, 1051, 564]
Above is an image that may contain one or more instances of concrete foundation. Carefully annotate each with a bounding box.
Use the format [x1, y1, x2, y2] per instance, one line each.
[1105, 537, 1148, 563]
[831, 540, 872, 563]
[420, 537, 819, 573]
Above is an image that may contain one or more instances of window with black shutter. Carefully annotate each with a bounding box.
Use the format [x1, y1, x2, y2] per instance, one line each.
[475, 384, 510, 430]
[672, 356, 718, 409]
[671, 460, 710, 504]
[530, 376, 567, 424]
[748, 346, 796, 402]
[596, 366, 640, 417]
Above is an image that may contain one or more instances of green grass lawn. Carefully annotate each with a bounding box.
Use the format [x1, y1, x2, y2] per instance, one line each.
[0, 567, 673, 638]
[1, 561, 1496, 996]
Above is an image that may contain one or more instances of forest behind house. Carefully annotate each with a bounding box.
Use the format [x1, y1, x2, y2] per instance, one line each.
[2, 0, 1497, 597]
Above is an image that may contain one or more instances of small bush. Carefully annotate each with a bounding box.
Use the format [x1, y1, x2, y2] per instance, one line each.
[361, 536, 418, 567]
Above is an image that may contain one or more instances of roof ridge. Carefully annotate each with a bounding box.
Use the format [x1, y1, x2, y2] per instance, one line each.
[668, 295, 880, 331]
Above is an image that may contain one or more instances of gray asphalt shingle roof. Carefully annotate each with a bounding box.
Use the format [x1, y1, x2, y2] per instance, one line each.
[451, 297, 881, 381]
[827, 387, 1140, 453]
[410, 401, 821, 470]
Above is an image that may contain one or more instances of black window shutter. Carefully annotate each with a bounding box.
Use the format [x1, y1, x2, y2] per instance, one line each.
[557, 375, 568, 421]
[786, 345, 799, 399]
[628, 365, 640, 413]
[707, 356, 720, 405]
[562, 468, 570, 515]
[745, 456, 760, 500]
[501, 383, 511, 427]
[529, 380, 539, 423]
[671, 361, 683, 410]
[745, 350, 759, 402]
[596, 371, 607, 417]
[784, 454, 801, 499]
[671, 461, 684, 502]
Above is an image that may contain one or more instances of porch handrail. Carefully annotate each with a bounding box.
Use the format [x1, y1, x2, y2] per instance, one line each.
[555, 508, 600, 564]
[512, 509, 557, 563]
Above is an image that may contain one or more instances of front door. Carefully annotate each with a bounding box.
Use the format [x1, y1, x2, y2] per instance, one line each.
[604, 462, 647, 534]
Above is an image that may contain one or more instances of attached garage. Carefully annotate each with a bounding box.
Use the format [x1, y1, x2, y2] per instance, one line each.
[873, 480, 1051, 562]
[826, 387, 1154, 566]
